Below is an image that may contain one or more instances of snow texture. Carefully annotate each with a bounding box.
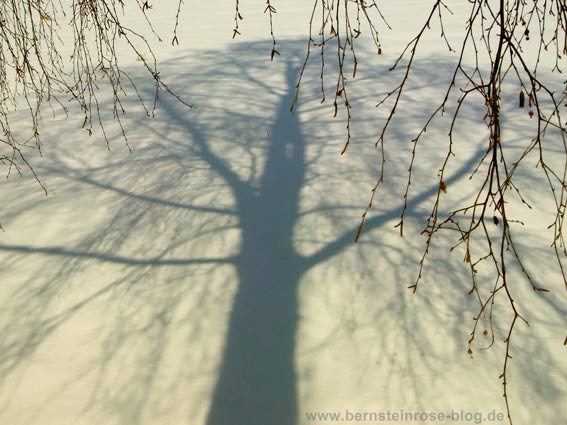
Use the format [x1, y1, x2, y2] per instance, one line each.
[0, 1, 565, 424]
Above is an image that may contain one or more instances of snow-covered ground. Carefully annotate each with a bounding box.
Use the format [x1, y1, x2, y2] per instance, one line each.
[0, 1, 565, 424]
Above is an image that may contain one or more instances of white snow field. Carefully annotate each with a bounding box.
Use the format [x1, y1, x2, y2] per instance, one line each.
[0, 1, 565, 425]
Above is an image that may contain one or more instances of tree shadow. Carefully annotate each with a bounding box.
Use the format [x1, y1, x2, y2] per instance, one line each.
[203, 60, 305, 425]
[0, 40, 564, 425]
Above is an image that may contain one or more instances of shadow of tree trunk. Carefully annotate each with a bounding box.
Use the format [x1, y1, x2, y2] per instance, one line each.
[207, 62, 305, 425]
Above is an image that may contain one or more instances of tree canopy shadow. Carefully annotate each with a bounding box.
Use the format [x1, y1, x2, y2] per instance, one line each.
[0, 40, 564, 425]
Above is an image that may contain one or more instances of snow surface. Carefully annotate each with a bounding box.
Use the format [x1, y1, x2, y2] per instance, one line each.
[0, 1, 565, 424]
